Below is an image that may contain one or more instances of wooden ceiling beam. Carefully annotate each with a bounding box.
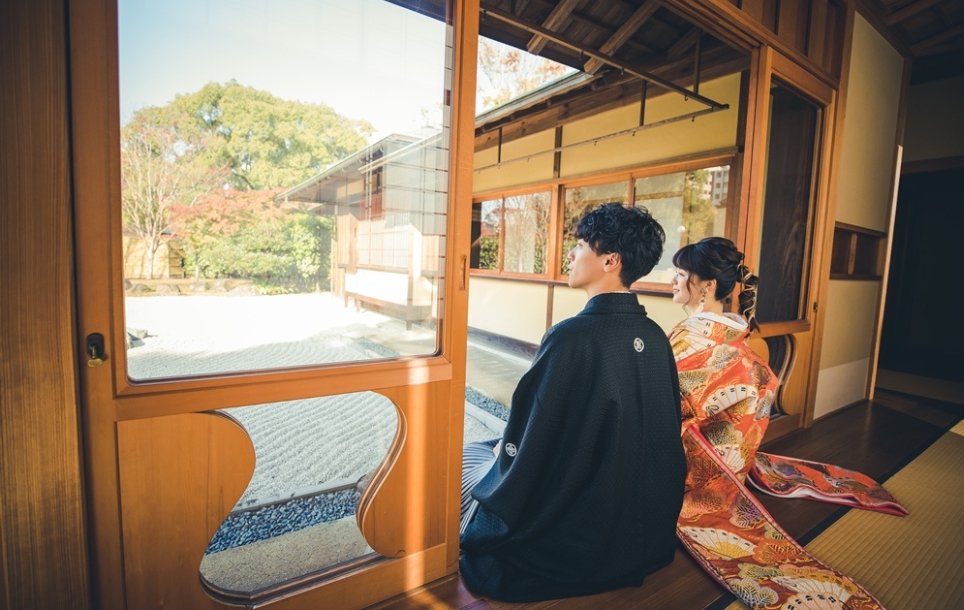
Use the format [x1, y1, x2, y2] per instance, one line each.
[568, 10, 658, 55]
[481, 3, 728, 109]
[609, 0, 683, 37]
[512, 0, 533, 15]
[528, 0, 582, 54]
[884, 0, 941, 26]
[666, 26, 700, 59]
[583, 0, 663, 74]
[911, 21, 964, 54]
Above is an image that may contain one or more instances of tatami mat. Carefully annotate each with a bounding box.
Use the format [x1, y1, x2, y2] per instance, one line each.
[725, 420, 964, 610]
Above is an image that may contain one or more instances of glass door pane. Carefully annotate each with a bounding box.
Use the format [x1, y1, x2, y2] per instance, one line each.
[119, 0, 451, 381]
[756, 81, 820, 324]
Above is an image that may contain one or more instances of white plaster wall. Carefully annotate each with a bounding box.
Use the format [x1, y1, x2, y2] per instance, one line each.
[814, 358, 870, 420]
[834, 14, 905, 232]
[467, 277, 548, 345]
[474, 129, 556, 193]
[815, 13, 904, 417]
[551, 285, 587, 326]
[638, 295, 687, 334]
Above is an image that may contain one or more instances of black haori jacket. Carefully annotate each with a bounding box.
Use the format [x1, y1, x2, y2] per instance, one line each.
[460, 292, 686, 602]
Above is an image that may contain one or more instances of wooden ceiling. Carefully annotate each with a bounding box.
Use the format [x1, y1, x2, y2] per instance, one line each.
[862, 0, 964, 81]
[868, 0, 964, 56]
[391, 0, 959, 141]
[474, 1, 748, 143]
[477, 0, 738, 78]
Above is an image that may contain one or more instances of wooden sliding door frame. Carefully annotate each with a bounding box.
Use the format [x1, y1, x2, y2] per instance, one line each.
[734, 28, 850, 435]
[69, 0, 478, 608]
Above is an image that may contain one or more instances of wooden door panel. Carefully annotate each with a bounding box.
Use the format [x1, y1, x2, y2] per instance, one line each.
[358, 383, 455, 558]
[118, 412, 255, 610]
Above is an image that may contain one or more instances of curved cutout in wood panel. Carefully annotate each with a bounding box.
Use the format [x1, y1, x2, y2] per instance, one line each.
[199, 391, 399, 598]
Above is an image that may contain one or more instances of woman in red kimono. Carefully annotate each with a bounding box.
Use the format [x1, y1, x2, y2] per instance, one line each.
[669, 237, 901, 610]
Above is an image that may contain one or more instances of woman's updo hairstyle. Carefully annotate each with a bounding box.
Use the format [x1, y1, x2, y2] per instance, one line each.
[672, 237, 760, 331]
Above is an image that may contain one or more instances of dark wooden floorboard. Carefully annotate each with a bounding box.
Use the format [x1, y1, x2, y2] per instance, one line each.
[369, 391, 961, 610]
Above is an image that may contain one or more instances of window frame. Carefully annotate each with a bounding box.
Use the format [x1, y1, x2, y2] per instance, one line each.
[470, 185, 556, 279]
[470, 152, 737, 294]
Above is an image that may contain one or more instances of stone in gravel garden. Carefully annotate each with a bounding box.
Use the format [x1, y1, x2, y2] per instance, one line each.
[155, 283, 181, 296]
[229, 285, 260, 296]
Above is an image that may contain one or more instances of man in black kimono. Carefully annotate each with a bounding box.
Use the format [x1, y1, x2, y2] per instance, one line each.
[459, 203, 686, 602]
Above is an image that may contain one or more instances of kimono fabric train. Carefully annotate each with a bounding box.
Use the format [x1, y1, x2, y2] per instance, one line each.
[669, 237, 906, 610]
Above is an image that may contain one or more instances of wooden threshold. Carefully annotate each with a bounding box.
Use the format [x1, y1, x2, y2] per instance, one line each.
[365, 390, 961, 610]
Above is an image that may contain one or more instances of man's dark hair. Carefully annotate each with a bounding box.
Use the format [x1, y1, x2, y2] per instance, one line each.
[575, 203, 665, 287]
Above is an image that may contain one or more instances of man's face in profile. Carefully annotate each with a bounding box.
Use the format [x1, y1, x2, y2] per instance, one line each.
[566, 238, 608, 291]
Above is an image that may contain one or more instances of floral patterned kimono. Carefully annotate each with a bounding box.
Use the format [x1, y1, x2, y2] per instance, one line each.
[670, 312, 905, 610]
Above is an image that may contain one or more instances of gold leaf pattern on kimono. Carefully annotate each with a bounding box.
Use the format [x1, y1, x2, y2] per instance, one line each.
[755, 391, 774, 420]
[744, 424, 765, 457]
[686, 456, 722, 490]
[680, 489, 728, 518]
[728, 396, 752, 417]
[755, 540, 801, 564]
[737, 563, 785, 581]
[678, 369, 709, 397]
[747, 361, 772, 388]
[709, 345, 737, 371]
[723, 325, 745, 343]
[705, 420, 742, 446]
[763, 522, 786, 540]
[680, 526, 756, 559]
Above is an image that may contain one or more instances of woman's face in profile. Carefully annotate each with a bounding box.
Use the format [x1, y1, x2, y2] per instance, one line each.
[671, 268, 699, 309]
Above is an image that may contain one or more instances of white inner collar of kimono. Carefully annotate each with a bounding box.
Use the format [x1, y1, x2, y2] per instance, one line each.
[692, 311, 747, 330]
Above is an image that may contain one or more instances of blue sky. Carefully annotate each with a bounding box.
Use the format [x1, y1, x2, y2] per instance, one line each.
[119, 0, 449, 140]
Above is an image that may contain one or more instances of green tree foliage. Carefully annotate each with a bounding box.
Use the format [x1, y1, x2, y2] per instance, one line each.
[478, 236, 500, 271]
[123, 81, 370, 286]
[170, 188, 333, 291]
[164, 81, 373, 190]
[683, 169, 714, 243]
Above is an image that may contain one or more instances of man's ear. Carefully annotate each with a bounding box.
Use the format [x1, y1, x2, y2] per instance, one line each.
[605, 252, 622, 271]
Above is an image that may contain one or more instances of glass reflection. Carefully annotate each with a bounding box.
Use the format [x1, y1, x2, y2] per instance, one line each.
[561, 182, 629, 274]
[635, 166, 729, 283]
[756, 81, 819, 324]
[119, 0, 451, 380]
